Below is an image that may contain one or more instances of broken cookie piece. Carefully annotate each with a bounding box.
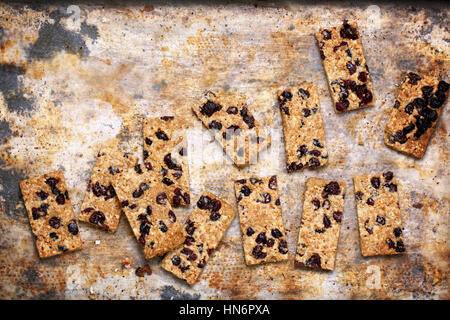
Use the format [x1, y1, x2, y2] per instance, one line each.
[20, 170, 83, 258]
[192, 91, 271, 167]
[316, 20, 374, 112]
[161, 191, 236, 284]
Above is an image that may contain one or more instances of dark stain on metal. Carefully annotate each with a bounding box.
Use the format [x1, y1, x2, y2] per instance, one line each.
[27, 9, 90, 60]
[0, 165, 26, 221]
[0, 120, 12, 140]
[0, 64, 35, 112]
[80, 21, 99, 41]
[160, 285, 201, 300]
[22, 268, 40, 284]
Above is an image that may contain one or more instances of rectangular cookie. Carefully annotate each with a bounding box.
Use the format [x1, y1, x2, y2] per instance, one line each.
[161, 191, 236, 284]
[354, 172, 405, 256]
[294, 178, 345, 270]
[315, 20, 374, 112]
[384, 72, 449, 158]
[234, 175, 288, 265]
[111, 163, 184, 259]
[143, 116, 191, 206]
[20, 170, 83, 258]
[277, 84, 329, 173]
[79, 144, 137, 232]
[192, 91, 271, 167]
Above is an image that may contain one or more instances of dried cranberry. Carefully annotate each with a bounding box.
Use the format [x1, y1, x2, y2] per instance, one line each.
[67, 220, 79, 235]
[268, 176, 277, 190]
[240, 185, 251, 196]
[340, 21, 358, 40]
[36, 190, 49, 200]
[200, 101, 222, 117]
[302, 108, 311, 117]
[210, 211, 221, 221]
[393, 130, 407, 144]
[137, 214, 149, 223]
[355, 84, 373, 106]
[278, 240, 288, 254]
[185, 219, 196, 235]
[55, 193, 65, 205]
[140, 222, 150, 235]
[323, 181, 340, 198]
[138, 234, 146, 246]
[121, 200, 129, 207]
[255, 232, 267, 244]
[132, 188, 144, 198]
[407, 72, 421, 85]
[184, 236, 195, 245]
[209, 120, 222, 130]
[89, 211, 106, 225]
[129, 204, 137, 209]
[271, 228, 282, 238]
[58, 245, 67, 252]
[266, 238, 275, 247]
[393, 100, 400, 109]
[346, 62, 356, 75]
[246, 227, 255, 236]
[366, 197, 375, 206]
[312, 198, 320, 210]
[164, 153, 180, 170]
[168, 210, 176, 223]
[155, 193, 168, 205]
[358, 72, 367, 82]
[162, 177, 174, 186]
[49, 216, 61, 229]
[259, 193, 271, 204]
[144, 162, 152, 171]
[287, 162, 303, 172]
[335, 98, 349, 111]
[240, 107, 255, 129]
[104, 185, 116, 200]
[134, 164, 143, 174]
[155, 129, 169, 140]
[145, 137, 152, 146]
[395, 240, 405, 252]
[197, 195, 212, 210]
[171, 255, 181, 266]
[429, 96, 443, 109]
[383, 182, 397, 192]
[376, 215, 386, 225]
[438, 80, 449, 92]
[313, 139, 323, 148]
[159, 221, 168, 233]
[383, 171, 394, 181]
[322, 29, 332, 40]
[298, 88, 310, 98]
[252, 245, 267, 259]
[333, 211, 343, 223]
[49, 232, 58, 239]
[32, 207, 41, 220]
[308, 157, 320, 167]
[45, 177, 59, 187]
[393, 227, 402, 237]
[323, 214, 331, 228]
[355, 191, 363, 201]
[305, 253, 321, 268]
[226, 106, 238, 114]
[370, 177, 380, 189]
[387, 238, 396, 249]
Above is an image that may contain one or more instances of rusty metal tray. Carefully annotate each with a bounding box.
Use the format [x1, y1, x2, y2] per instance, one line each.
[0, 1, 448, 299]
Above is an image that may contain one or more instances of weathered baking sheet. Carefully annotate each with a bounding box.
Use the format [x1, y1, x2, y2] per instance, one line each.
[0, 1, 448, 300]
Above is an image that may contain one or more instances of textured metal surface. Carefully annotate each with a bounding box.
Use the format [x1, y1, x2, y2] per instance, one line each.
[0, 1, 448, 300]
